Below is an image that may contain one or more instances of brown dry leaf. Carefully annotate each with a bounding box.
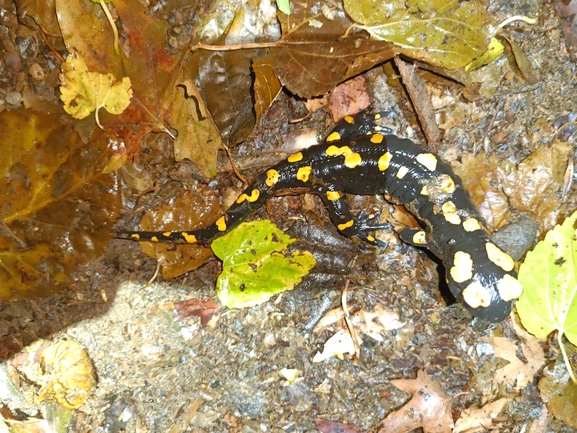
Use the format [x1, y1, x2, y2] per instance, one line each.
[138, 192, 221, 280]
[452, 152, 512, 231]
[175, 298, 220, 328]
[555, 0, 577, 62]
[538, 359, 577, 429]
[268, 0, 396, 99]
[453, 398, 511, 433]
[497, 140, 571, 232]
[169, 79, 223, 178]
[314, 419, 361, 433]
[482, 321, 545, 391]
[379, 370, 453, 433]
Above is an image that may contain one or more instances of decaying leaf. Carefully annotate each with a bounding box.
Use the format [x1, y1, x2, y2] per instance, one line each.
[15, 340, 96, 409]
[59, 52, 132, 128]
[0, 109, 120, 299]
[482, 332, 545, 391]
[380, 369, 453, 433]
[344, 0, 491, 69]
[138, 192, 221, 280]
[538, 359, 577, 429]
[452, 152, 513, 231]
[312, 329, 356, 363]
[169, 79, 222, 179]
[453, 398, 511, 433]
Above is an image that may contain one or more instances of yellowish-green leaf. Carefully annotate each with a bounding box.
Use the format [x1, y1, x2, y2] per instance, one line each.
[517, 210, 577, 345]
[344, 0, 491, 69]
[59, 53, 132, 128]
[466, 37, 505, 72]
[211, 220, 316, 308]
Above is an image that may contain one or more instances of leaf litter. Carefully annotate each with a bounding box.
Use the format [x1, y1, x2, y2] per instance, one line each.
[1, 0, 568, 431]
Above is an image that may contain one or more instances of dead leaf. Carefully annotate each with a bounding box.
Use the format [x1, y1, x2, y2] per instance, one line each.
[175, 298, 220, 327]
[314, 419, 361, 433]
[380, 369, 453, 433]
[168, 79, 222, 179]
[555, 0, 577, 62]
[59, 52, 132, 128]
[482, 319, 545, 391]
[453, 398, 511, 433]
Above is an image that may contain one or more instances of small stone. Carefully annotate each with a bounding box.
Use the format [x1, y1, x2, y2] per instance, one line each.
[5, 91, 23, 107]
[29, 63, 45, 81]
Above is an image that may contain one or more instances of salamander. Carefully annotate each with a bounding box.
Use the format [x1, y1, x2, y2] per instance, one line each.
[118, 111, 523, 323]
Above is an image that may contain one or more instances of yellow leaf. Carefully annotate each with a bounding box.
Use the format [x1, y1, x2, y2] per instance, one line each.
[59, 53, 132, 128]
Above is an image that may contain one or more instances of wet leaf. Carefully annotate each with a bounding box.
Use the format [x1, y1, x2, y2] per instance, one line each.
[538, 360, 577, 428]
[59, 52, 132, 128]
[138, 192, 221, 280]
[379, 369, 453, 433]
[466, 37, 505, 73]
[0, 109, 120, 299]
[517, 211, 577, 346]
[211, 220, 316, 308]
[554, 0, 577, 62]
[344, 0, 491, 69]
[55, 0, 178, 158]
[168, 80, 222, 179]
[271, 0, 396, 98]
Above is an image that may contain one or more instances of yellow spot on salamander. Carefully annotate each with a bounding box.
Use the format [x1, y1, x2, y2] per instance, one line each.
[181, 232, 198, 244]
[486, 242, 515, 272]
[130, 234, 141, 240]
[462, 281, 492, 308]
[374, 113, 381, 120]
[326, 145, 362, 168]
[396, 166, 409, 179]
[216, 216, 227, 232]
[463, 218, 482, 232]
[297, 166, 312, 182]
[151, 236, 159, 242]
[441, 201, 461, 225]
[367, 235, 375, 242]
[326, 191, 341, 201]
[435, 174, 456, 194]
[266, 169, 280, 187]
[236, 189, 260, 204]
[497, 274, 523, 301]
[412, 230, 427, 245]
[416, 153, 438, 171]
[370, 133, 384, 144]
[162, 232, 172, 237]
[326, 131, 342, 142]
[450, 251, 473, 283]
[337, 219, 354, 231]
[420, 185, 429, 196]
[287, 152, 303, 163]
[378, 152, 392, 171]
[344, 115, 354, 124]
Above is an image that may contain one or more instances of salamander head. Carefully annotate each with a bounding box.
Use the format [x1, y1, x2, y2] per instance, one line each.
[445, 243, 523, 323]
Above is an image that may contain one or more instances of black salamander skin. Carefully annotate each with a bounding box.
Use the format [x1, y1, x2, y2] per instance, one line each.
[120, 113, 523, 322]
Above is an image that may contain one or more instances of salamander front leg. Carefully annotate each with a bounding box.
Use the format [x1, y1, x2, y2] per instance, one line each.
[317, 187, 390, 247]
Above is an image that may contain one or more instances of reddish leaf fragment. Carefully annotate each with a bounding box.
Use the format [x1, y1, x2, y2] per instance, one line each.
[314, 419, 361, 433]
[555, 0, 577, 62]
[380, 370, 453, 433]
[175, 298, 220, 327]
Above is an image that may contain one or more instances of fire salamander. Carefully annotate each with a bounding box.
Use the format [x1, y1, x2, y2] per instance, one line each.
[119, 111, 523, 323]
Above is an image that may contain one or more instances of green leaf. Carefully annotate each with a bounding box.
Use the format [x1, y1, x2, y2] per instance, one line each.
[517, 211, 577, 346]
[343, 0, 491, 69]
[211, 220, 316, 308]
[276, 0, 291, 15]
